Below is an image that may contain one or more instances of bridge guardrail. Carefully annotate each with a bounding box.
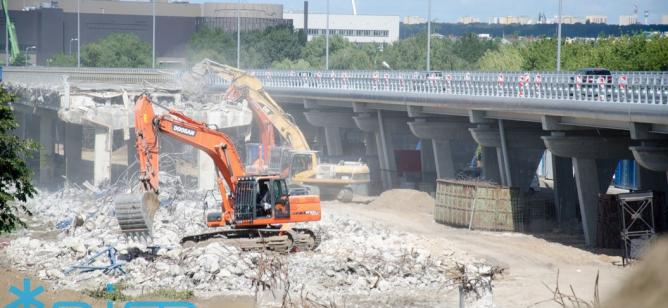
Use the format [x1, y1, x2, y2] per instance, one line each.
[3, 67, 667, 105]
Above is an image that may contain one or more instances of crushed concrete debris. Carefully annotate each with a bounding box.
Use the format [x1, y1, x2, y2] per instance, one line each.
[3, 182, 493, 305]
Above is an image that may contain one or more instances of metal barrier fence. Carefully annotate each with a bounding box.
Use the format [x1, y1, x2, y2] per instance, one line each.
[4, 67, 668, 104]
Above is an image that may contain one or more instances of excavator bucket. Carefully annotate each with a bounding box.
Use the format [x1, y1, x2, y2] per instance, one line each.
[114, 192, 160, 238]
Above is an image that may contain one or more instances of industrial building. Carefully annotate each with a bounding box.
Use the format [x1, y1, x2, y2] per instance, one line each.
[284, 12, 400, 44]
[1, 0, 288, 65]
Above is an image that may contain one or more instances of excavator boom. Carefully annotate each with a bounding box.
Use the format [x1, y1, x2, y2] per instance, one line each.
[115, 95, 321, 252]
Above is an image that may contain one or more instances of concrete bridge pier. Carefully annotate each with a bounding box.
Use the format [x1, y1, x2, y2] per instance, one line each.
[469, 121, 546, 193]
[353, 110, 413, 191]
[628, 123, 668, 206]
[407, 116, 476, 181]
[64, 122, 84, 185]
[303, 109, 358, 161]
[93, 126, 112, 186]
[541, 116, 579, 225]
[38, 112, 57, 188]
[543, 133, 633, 247]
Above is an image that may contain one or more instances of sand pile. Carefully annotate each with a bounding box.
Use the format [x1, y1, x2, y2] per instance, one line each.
[368, 189, 435, 215]
[603, 236, 668, 308]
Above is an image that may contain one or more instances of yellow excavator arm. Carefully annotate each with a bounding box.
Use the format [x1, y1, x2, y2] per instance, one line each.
[188, 59, 312, 152]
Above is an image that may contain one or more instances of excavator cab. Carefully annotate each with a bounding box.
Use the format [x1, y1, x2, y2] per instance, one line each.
[234, 176, 290, 222]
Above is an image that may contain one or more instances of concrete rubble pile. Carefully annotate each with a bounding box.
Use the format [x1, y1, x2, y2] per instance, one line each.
[3, 178, 466, 303]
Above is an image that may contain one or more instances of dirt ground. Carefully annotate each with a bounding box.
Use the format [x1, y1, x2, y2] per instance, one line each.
[326, 192, 628, 307]
[1, 189, 631, 307]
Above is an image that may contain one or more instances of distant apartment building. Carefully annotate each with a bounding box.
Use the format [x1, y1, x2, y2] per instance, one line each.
[498, 16, 531, 25]
[662, 15, 668, 25]
[586, 15, 608, 24]
[560, 16, 582, 24]
[403, 16, 426, 24]
[458, 16, 480, 24]
[285, 13, 400, 44]
[619, 15, 638, 25]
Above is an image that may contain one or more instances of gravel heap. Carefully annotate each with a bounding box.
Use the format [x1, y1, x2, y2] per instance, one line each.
[3, 181, 478, 305]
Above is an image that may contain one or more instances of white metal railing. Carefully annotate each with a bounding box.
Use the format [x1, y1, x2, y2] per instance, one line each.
[3, 67, 667, 104]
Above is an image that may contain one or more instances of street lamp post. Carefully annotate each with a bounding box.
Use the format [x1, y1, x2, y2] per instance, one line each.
[25, 46, 36, 67]
[556, 0, 562, 71]
[325, 0, 330, 70]
[77, 0, 80, 67]
[237, 0, 240, 68]
[69, 38, 78, 55]
[426, 0, 431, 71]
[152, 0, 156, 68]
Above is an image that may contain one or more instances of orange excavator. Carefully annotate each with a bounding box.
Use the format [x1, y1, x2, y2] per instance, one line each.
[113, 94, 321, 252]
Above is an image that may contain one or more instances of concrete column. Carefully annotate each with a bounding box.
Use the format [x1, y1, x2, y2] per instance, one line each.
[432, 140, 455, 179]
[353, 111, 400, 191]
[198, 151, 216, 191]
[377, 110, 397, 189]
[543, 134, 632, 246]
[552, 155, 578, 224]
[39, 115, 55, 188]
[364, 132, 382, 195]
[420, 139, 436, 182]
[64, 123, 83, 184]
[323, 126, 344, 157]
[126, 128, 138, 176]
[93, 126, 112, 186]
[573, 158, 617, 246]
[25, 113, 41, 173]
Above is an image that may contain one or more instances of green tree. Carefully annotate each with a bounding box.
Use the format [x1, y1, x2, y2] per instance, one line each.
[49, 53, 77, 67]
[81, 33, 151, 67]
[187, 27, 236, 65]
[521, 38, 557, 70]
[271, 58, 312, 69]
[10, 53, 27, 66]
[0, 87, 37, 233]
[453, 33, 499, 67]
[479, 43, 525, 71]
[300, 35, 354, 68]
[330, 46, 373, 69]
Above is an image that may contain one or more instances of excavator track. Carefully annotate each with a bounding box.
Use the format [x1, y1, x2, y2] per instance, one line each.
[180, 228, 320, 253]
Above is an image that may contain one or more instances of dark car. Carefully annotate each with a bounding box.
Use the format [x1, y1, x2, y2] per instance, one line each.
[569, 67, 613, 99]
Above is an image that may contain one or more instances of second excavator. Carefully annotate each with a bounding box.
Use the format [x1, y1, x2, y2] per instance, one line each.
[183, 59, 370, 202]
[114, 94, 321, 252]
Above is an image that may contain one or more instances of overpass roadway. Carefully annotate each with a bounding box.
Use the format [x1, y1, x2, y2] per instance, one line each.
[4, 67, 668, 246]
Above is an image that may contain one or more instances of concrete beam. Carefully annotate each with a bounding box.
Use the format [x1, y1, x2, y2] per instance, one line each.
[303, 110, 358, 129]
[408, 118, 477, 180]
[542, 135, 633, 159]
[630, 145, 668, 172]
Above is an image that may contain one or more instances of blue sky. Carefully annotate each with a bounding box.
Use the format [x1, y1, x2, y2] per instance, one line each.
[188, 0, 668, 24]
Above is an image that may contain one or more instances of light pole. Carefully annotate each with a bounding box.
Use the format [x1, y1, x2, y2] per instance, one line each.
[77, 0, 80, 67]
[152, 0, 156, 68]
[325, 0, 330, 70]
[556, 0, 562, 71]
[69, 38, 78, 55]
[426, 0, 431, 71]
[25, 46, 36, 67]
[4, 15, 8, 66]
[237, 0, 240, 68]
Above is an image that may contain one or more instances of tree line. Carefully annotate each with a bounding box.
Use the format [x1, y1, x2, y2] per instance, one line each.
[49, 25, 668, 71]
